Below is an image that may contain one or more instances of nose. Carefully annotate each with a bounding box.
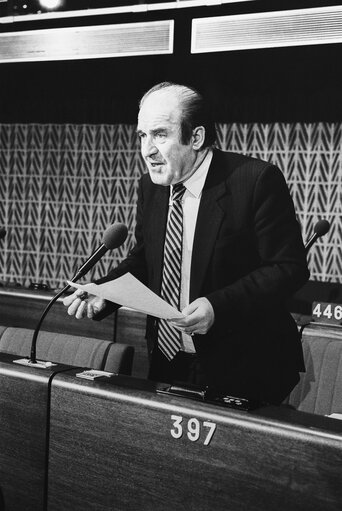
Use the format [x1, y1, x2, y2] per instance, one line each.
[142, 135, 158, 158]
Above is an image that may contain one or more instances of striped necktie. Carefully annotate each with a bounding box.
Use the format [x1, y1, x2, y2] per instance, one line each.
[158, 183, 186, 360]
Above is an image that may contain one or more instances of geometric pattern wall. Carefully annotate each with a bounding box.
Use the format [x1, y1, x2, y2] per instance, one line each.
[0, 122, 341, 290]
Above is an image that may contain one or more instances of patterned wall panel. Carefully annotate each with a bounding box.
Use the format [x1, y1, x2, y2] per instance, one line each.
[0, 122, 341, 290]
[0, 123, 145, 289]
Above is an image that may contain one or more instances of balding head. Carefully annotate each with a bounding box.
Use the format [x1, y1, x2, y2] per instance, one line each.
[139, 82, 216, 149]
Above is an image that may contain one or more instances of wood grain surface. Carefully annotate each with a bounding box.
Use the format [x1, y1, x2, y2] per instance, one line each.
[0, 354, 71, 511]
[47, 372, 342, 511]
[115, 307, 148, 379]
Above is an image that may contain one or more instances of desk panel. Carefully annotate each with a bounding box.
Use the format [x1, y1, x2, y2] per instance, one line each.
[48, 372, 342, 511]
[0, 287, 116, 340]
[0, 354, 72, 511]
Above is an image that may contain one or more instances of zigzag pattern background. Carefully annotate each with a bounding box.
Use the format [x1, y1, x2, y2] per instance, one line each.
[0, 122, 341, 289]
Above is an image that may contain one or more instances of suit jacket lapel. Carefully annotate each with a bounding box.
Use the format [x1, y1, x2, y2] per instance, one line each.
[190, 150, 231, 301]
[147, 150, 233, 300]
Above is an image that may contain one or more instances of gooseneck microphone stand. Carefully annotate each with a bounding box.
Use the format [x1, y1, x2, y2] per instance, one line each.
[15, 222, 128, 368]
[29, 282, 72, 365]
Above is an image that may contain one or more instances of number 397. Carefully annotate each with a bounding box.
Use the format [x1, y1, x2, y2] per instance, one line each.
[170, 415, 216, 446]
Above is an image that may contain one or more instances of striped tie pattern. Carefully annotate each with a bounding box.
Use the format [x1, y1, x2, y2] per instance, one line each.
[158, 183, 186, 360]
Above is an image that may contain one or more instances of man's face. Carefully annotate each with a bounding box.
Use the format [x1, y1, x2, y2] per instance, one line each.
[137, 90, 197, 186]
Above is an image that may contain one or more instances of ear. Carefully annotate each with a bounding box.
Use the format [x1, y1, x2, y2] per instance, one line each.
[192, 126, 206, 150]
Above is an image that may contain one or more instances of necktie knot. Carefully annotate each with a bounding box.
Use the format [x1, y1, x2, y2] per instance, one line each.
[172, 183, 186, 202]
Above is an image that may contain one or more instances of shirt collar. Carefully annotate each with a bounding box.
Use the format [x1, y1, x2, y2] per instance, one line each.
[174, 149, 213, 200]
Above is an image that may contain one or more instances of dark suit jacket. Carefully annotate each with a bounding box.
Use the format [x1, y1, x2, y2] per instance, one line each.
[97, 149, 310, 402]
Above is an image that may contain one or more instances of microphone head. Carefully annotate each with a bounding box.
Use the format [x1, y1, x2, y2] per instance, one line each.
[314, 219, 330, 238]
[103, 223, 128, 249]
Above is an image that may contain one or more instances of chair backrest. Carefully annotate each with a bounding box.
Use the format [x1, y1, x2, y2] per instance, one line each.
[104, 343, 135, 375]
[0, 326, 134, 375]
[287, 323, 342, 415]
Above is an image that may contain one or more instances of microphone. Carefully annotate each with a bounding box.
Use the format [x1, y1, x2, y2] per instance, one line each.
[71, 223, 128, 282]
[0, 228, 6, 240]
[305, 219, 330, 253]
[14, 223, 128, 367]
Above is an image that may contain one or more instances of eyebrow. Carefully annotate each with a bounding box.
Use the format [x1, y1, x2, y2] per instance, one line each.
[136, 127, 168, 136]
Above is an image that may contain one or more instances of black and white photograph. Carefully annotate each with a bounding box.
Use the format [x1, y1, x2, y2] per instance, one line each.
[0, 1, 342, 510]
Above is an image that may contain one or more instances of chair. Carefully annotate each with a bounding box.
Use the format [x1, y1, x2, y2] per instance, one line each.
[287, 323, 342, 415]
[0, 326, 134, 375]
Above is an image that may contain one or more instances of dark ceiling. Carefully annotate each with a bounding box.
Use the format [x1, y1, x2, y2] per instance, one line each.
[1, 0, 342, 124]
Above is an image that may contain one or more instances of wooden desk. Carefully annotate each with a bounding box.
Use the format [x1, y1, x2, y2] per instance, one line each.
[48, 371, 342, 511]
[0, 354, 72, 511]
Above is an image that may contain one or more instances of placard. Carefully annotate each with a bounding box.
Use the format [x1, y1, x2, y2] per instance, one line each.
[311, 301, 342, 325]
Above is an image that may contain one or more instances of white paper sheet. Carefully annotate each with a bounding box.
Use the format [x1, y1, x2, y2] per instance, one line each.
[326, 413, 342, 420]
[67, 273, 184, 320]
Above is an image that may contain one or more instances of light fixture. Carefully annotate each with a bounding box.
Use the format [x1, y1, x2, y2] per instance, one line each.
[38, 0, 65, 10]
[0, 19, 174, 62]
[191, 5, 342, 53]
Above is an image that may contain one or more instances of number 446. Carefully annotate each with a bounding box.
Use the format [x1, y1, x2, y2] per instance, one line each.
[312, 303, 342, 321]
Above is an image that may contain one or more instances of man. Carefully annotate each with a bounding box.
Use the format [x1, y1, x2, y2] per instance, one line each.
[64, 82, 309, 404]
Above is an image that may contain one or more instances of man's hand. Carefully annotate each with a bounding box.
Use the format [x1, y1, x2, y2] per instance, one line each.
[63, 289, 106, 320]
[170, 297, 215, 335]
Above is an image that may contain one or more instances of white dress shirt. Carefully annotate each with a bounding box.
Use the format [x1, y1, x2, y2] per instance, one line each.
[169, 149, 213, 353]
